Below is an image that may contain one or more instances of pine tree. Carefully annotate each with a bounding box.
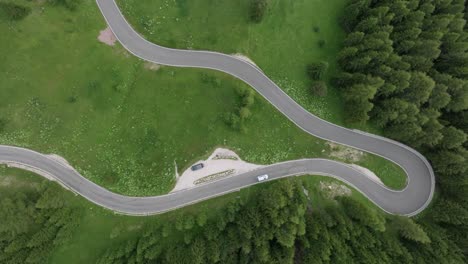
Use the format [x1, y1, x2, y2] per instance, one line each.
[393, 216, 430, 244]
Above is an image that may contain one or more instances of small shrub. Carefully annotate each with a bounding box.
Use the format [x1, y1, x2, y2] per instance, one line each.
[318, 39, 326, 48]
[313, 26, 320, 32]
[175, 0, 189, 17]
[113, 84, 128, 93]
[67, 95, 78, 103]
[235, 85, 248, 97]
[311, 81, 328, 97]
[224, 112, 240, 130]
[87, 80, 100, 94]
[242, 90, 255, 107]
[162, 224, 170, 237]
[175, 216, 184, 231]
[243, 94, 255, 107]
[196, 213, 207, 227]
[249, 0, 268, 23]
[184, 215, 195, 230]
[239, 107, 252, 119]
[0, 3, 31, 21]
[226, 87, 256, 132]
[307, 61, 329, 80]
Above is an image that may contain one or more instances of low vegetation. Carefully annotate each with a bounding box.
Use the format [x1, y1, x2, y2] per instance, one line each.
[224, 86, 255, 132]
[307, 61, 329, 81]
[310, 81, 328, 97]
[0, 2, 30, 21]
[249, 0, 268, 23]
[47, 0, 81, 11]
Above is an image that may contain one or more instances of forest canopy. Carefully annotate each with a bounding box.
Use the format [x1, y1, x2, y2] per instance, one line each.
[334, 0, 468, 260]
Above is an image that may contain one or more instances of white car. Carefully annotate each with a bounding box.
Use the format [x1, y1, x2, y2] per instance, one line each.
[257, 174, 269, 182]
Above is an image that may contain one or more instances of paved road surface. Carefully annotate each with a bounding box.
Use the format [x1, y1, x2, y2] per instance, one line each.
[0, 0, 435, 216]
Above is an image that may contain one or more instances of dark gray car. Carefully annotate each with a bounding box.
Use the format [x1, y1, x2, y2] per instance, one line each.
[191, 163, 204, 171]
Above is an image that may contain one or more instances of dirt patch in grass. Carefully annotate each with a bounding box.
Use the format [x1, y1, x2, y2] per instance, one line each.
[98, 26, 117, 46]
[232, 53, 258, 67]
[349, 164, 383, 185]
[144, 62, 161, 71]
[320, 181, 351, 199]
[327, 142, 364, 162]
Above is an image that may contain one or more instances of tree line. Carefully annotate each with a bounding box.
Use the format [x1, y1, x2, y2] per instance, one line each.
[0, 182, 82, 264]
[2, 176, 463, 263]
[96, 178, 465, 263]
[334, 0, 468, 259]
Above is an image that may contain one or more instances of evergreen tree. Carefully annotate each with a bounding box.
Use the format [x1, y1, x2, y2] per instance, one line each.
[307, 61, 329, 80]
[393, 216, 430, 244]
[249, 0, 268, 23]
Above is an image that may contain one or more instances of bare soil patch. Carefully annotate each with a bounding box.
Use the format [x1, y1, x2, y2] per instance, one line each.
[349, 164, 383, 185]
[327, 142, 364, 162]
[98, 26, 117, 46]
[144, 62, 161, 71]
[320, 181, 351, 199]
[232, 53, 258, 67]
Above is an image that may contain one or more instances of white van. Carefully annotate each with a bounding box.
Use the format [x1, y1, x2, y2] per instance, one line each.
[257, 174, 269, 182]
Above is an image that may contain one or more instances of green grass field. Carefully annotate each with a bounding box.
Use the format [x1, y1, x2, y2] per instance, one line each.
[0, 0, 406, 197]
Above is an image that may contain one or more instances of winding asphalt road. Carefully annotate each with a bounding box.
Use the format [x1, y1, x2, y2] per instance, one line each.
[0, 0, 435, 216]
